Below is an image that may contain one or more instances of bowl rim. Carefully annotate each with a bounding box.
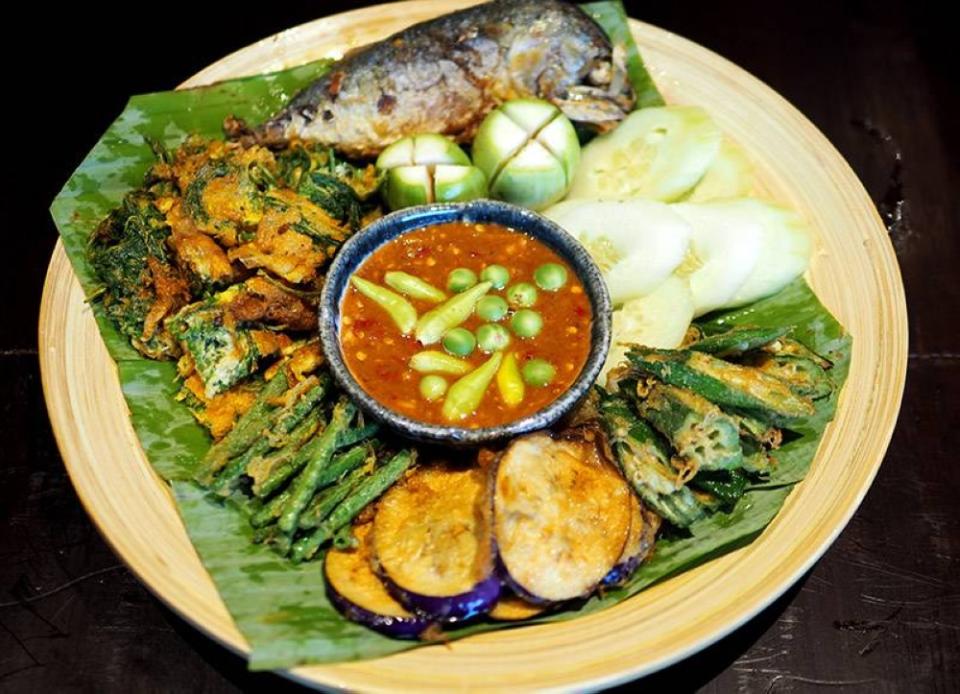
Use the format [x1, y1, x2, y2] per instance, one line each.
[318, 199, 612, 445]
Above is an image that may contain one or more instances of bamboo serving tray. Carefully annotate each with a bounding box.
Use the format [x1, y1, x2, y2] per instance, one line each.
[39, 1, 908, 690]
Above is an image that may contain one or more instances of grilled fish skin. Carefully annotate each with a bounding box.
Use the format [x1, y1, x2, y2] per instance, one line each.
[255, 0, 635, 158]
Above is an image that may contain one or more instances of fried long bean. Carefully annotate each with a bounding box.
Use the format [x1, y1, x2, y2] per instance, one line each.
[291, 450, 416, 562]
[277, 401, 356, 534]
[196, 371, 288, 484]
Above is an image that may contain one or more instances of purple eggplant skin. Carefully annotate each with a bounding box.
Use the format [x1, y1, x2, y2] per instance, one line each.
[601, 556, 642, 588]
[379, 568, 502, 624]
[324, 566, 430, 639]
[495, 554, 559, 607]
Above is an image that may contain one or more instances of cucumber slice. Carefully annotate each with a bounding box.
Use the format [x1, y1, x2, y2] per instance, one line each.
[672, 201, 765, 317]
[601, 275, 694, 384]
[544, 199, 692, 306]
[685, 139, 754, 202]
[726, 200, 812, 306]
[567, 106, 722, 202]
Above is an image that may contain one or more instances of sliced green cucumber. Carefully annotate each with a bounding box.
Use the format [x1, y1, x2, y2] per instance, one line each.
[601, 275, 694, 384]
[544, 199, 692, 306]
[567, 106, 722, 202]
[726, 200, 812, 306]
[671, 201, 765, 317]
[685, 138, 754, 202]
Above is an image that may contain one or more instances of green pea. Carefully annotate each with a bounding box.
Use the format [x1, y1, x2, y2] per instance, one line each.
[419, 375, 448, 402]
[534, 263, 568, 291]
[476, 324, 512, 353]
[442, 328, 476, 357]
[510, 309, 543, 338]
[506, 282, 538, 308]
[447, 268, 478, 293]
[480, 264, 510, 290]
[522, 358, 556, 387]
[476, 295, 509, 322]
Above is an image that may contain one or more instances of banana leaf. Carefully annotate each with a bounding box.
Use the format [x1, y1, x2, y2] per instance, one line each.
[48, 3, 849, 671]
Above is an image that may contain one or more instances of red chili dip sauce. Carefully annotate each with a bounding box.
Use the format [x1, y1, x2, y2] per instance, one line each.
[339, 222, 593, 427]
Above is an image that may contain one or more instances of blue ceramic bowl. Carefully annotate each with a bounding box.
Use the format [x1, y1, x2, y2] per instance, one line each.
[319, 200, 612, 446]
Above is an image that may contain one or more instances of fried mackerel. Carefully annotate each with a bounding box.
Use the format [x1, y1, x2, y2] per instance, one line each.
[250, 0, 636, 158]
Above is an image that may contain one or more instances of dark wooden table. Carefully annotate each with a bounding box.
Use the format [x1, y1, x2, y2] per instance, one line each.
[3, 1, 957, 691]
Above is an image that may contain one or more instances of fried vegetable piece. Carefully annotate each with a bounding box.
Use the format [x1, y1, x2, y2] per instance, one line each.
[761, 336, 833, 369]
[747, 354, 834, 400]
[626, 347, 816, 422]
[599, 394, 706, 528]
[278, 399, 357, 534]
[688, 325, 790, 358]
[291, 449, 417, 562]
[638, 384, 743, 473]
[196, 371, 289, 482]
[324, 521, 428, 639]
[170, 279, 316, 397]
[493, 429, 633, 602]
[88, 191, 189, 359]
[372, 461, 500, 622]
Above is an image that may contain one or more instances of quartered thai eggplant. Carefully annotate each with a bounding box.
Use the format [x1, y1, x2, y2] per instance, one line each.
[603, 494, 661, 587]
[371, 461, 500, 623]
[324, 521, 430, 639]
[493, 429, 632, 603]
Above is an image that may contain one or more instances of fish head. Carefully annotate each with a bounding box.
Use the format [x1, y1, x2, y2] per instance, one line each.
[554, 45, 635, 130]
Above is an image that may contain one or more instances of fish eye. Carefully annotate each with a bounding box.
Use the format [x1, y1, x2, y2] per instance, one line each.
[588, 61, 613, 86]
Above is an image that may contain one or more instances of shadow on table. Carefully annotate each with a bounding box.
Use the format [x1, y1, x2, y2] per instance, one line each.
[160, 573, 807, 692]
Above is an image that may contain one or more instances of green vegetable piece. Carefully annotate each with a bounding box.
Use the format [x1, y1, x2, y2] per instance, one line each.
[521, 358, 556, 387]
[409, 350, 472, 375]
[762, 336, 834, 369]
[350, 276, 417, 335]
[510, 309, 543, 338]
[480, 264, 510, 289]
[254, 420, 377, 500]
[419, 375, 449, 401]
[476, 295, 509, 322]
[599, 394, 705, 528]
[376, 133, 471, 170]
[415, 281, 492, 345]
[752, 354, 834, 400]
[638, 384, 742, 472]
[442, 352, 503, 421]
[689, 325, 790, 357]
[277, 400, 355, 534]
[626, 347, 816, 422]
[209, 377, 329, 495]
[433, 165, 488, 204]
[533, 263, 568, 291]
[298, 462, 371, 530]
[691, 469, 750, 507]
[384, 271, 446, 303]
[447, 267, 478, 293]
[291, 450, 417, 562]
[476, 324, 512, 353]
[496, 352, 525, 406]
[196, 371, 288, 484]
[506, 282, 538, 308]
[442, 327, 476, 357]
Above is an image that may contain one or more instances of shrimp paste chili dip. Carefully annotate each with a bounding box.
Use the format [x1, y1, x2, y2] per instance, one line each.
[340, 221, 593, 427]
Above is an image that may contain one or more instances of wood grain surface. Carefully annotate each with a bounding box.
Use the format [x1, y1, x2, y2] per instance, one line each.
[4, 1, 957, 692]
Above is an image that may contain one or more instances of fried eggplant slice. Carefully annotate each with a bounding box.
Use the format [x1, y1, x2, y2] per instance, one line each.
[493, 431, 632, 603]
[325, 522, 429, 639]
[603, 495, 661, 587]
[372, 461, 500, 622]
